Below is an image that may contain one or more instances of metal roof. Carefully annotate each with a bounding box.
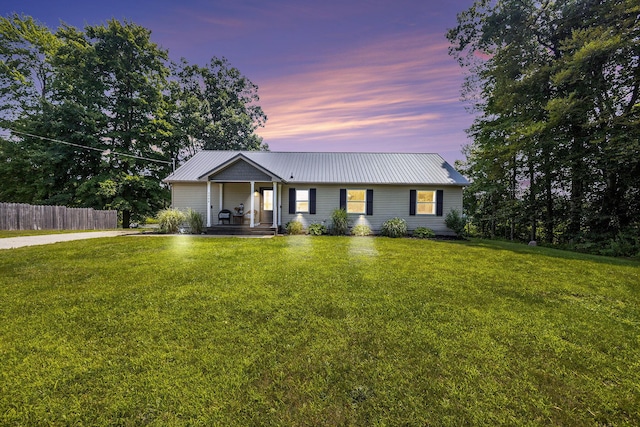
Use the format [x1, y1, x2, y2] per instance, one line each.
[164, 151, 469, 186]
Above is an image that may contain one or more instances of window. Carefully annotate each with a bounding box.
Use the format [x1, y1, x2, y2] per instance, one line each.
[417, 190, 436, 215]
[347, 189, 366, 214]
[296, 189, 309, 212]
[289, 188, 316, 214]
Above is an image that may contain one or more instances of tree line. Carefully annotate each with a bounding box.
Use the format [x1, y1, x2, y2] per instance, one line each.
[0, 15, 267, 227]
[447, 0, 639, 256]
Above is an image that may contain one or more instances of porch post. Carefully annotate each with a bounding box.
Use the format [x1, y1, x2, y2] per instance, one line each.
[218, 183, 223, 212]
[206, 181, 211, 227]
[277, 183, 282, 227]
[272, 182, 278, 228]
[250, 181, 255, 228]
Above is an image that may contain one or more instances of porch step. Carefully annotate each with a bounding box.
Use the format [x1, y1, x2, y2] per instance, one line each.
[206, 225, 277, 236]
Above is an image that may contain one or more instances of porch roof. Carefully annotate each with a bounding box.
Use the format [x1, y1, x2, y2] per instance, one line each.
[164, 151, 469, 186]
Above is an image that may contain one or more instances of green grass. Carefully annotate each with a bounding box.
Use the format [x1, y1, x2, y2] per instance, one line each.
[1, 236, 638, 426]
[0, 229, 120, 238]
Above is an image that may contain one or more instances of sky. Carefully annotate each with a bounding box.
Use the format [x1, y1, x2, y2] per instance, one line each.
[2, 0, 476, 165]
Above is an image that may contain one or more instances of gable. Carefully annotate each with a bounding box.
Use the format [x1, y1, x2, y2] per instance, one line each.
[209, 159, 273, 182]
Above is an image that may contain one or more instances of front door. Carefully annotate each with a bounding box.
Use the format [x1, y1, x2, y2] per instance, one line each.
[261, 188, 273, 224]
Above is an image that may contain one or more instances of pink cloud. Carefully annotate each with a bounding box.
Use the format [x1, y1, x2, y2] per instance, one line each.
[257, 32, 471, 151]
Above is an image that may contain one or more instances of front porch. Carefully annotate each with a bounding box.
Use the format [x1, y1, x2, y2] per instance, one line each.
[207, 181, 282, 229]
[197, 153, 285, 231]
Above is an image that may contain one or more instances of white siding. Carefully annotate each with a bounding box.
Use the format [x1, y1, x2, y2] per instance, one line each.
[282, 184, 463, 235]
[171, 183, 207, 219]
[172, 182, 463, 233]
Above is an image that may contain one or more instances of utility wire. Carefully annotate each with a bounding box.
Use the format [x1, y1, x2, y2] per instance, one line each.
[3, 128, 173, 165]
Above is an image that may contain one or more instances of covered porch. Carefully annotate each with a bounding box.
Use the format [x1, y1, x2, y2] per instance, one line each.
[193, 153, 285, 234]
[205, 180, 283, 231]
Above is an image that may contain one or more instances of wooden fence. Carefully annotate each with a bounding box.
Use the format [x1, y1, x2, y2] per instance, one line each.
[0, 203, 118, 231]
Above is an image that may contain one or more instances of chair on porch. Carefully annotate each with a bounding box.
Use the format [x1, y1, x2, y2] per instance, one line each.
[244, 210, 258, 225]
[218, 209, 232, 224]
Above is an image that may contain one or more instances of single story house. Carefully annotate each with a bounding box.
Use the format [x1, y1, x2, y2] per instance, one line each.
[163, 151, 469, 234]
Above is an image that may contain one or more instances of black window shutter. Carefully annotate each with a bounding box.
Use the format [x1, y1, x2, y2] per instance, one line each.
[366, 189, 373, 215]
[309, 188, 316, 214]
[436, 189, 444, 216]
[409, 190, 417, 216]
[289, 188, 296, 214]
[339, 189, 347, 210]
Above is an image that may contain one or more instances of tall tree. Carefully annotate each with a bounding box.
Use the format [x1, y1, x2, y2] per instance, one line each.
[166, 57, 267, 163]
[83, 19, 173, 227]
[0, 15, 269, 227]
[0, 14, 62, 204]
[448, 0, 640, 255]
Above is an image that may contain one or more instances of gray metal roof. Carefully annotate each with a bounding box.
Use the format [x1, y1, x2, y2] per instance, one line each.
[164, 151, 469, 186]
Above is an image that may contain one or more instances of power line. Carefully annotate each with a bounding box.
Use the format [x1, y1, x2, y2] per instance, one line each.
[3, 128, 173, 165]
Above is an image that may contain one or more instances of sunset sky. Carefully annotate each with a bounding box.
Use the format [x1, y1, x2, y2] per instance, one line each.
[3, 0, 476, 164]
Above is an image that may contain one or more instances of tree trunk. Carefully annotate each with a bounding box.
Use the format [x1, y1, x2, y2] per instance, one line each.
[529, 157, 537, 242]
[568, 130, 586, 241]
[122, 210, 131, 229]
[545, 174, 554, 243]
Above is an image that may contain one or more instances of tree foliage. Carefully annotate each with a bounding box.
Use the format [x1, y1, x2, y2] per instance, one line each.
[0, 15, 267, 226]
[448, 0, 640, 256]
[166, 58, 267, 162]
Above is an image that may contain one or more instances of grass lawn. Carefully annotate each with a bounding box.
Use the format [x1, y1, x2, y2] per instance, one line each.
[1, 236, 638, 425]
[0, 229, 122, 239]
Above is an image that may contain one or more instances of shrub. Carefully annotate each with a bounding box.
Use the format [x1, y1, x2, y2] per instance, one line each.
[445, 209, 467, 236]
[186, 209, 204, 234]
[285, 220, 305, 235]
[380, 217, 408, 238]
[308, 222, 327, 236]
[157, 208, 186, 234]
[413, 226, 435, 238]
[598, 231, 640, 258]
[351, 224, 372, 236]
[330, 208, 349, 236]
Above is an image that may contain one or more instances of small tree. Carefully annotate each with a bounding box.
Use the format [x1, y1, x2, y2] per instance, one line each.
[445, 209, 467, 237]
[98, 174, 167, 228]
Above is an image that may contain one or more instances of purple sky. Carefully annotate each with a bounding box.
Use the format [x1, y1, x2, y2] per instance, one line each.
[3, 0, 476, 165]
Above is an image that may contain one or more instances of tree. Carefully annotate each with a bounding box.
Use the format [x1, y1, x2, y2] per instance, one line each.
[0, 14, 67, 205]
[0, 15, 268, 228]
[83, 20, 173, 227]
[0, 14, 59, 118]
[448, 0, 640, 255]
[166, 57, 267, 163]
